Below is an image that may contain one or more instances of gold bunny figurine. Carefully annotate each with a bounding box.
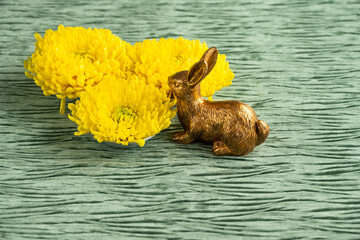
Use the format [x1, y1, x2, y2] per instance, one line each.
[168, 47, 269, 156]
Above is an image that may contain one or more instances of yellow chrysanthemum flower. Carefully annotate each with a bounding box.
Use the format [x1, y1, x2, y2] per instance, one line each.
[68, 74, 176, 147]
[24, 25, 130, 114]
[126, 37, 234, 100]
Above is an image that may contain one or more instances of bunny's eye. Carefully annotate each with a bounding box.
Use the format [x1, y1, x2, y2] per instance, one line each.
[175, 82, 180, 88]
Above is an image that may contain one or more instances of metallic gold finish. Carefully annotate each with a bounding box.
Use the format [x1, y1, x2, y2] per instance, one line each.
[168, 47, 270, 156]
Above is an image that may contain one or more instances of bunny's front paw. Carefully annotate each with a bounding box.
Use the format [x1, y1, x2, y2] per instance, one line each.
[173, 131, 195, 144]
[213, 141, 233, 156]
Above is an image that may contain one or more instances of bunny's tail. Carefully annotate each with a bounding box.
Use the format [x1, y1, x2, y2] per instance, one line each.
[255, 120, 270, 146]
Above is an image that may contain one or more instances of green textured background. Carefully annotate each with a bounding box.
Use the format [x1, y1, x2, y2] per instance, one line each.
[1, 0, 360, 239]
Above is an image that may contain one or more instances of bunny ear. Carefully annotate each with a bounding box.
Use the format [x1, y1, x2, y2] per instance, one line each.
[200, 47, 218, 76]
[187, 60, 208, 88]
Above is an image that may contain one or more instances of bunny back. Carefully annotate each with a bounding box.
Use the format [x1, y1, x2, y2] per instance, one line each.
[189, 100, 258, 140]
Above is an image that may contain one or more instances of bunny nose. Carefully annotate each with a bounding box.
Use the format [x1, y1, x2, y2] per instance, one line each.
[168, 75, 176, 85]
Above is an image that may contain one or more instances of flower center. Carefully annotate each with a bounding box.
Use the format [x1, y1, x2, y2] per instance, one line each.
[112, 106, 137, 123]
[74, 50, 94, 62]
[174, 55, 184, 63]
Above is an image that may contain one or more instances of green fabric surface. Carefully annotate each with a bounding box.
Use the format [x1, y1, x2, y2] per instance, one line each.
[1, 0, 359, 239]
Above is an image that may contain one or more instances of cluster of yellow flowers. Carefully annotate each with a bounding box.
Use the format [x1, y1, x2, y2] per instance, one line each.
[24, 25, 234, 146]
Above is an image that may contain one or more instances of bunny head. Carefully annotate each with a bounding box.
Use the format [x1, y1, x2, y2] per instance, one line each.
[168, 47, 218, 100]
